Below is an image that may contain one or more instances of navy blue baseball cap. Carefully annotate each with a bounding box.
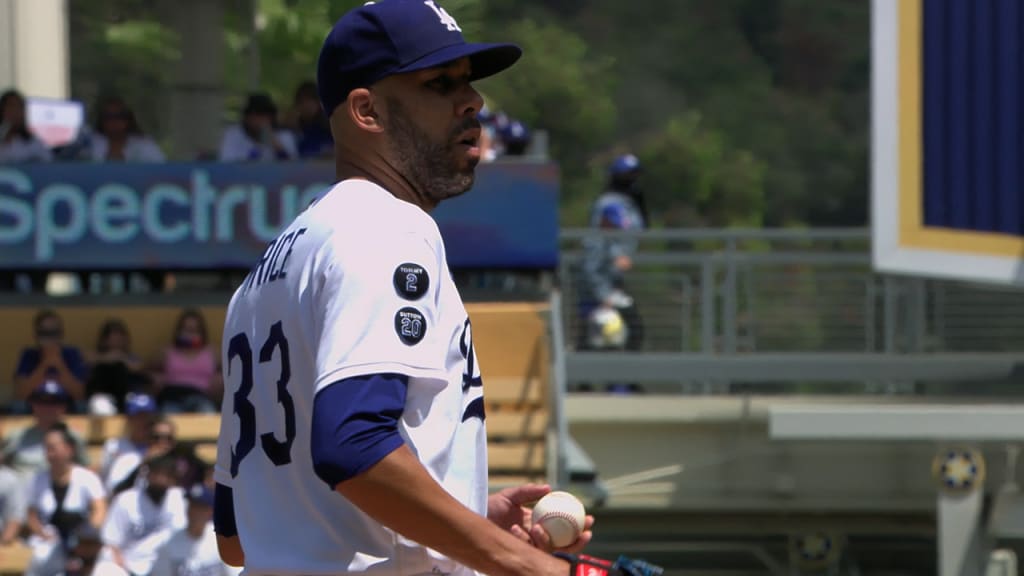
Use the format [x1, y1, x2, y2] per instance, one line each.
[125, 393, 157, 416]
[28, 380, 70, 404]
[187, 483, 215, 506]
[610, 154, 641, 176]
[317, 0, 522, 116]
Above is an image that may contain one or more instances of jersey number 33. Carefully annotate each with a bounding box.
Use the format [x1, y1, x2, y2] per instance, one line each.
[226, 321, 296, 478]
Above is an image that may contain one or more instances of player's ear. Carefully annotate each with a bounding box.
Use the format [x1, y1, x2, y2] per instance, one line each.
[346, 88, 383, 134]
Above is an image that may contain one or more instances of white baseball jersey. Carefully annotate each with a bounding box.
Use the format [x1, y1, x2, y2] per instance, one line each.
[27, 466, 105, 524]
[151, 522, 241, 576]
[217, 179, 487, 576]
[99, 438, 145, 492]
[101, 487, 187, 575]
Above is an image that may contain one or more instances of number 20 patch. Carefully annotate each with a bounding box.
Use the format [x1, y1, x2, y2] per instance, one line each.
[394, 307, 427, 346]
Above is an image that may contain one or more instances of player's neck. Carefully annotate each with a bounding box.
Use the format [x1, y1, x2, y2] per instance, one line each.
[335, 156, 437, 212]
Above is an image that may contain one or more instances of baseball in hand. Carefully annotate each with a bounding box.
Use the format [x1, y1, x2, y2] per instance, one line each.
[531, 491, 586, 548]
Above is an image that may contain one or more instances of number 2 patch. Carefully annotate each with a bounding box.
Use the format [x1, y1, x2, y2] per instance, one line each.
[394, 307, 427, 346]
[393, 262, 429, 301]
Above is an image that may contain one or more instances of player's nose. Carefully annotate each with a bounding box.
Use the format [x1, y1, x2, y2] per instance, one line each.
[457, 84, 484, 119]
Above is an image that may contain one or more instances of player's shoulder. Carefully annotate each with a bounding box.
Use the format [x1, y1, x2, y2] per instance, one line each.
[310, 179, 443, 261]
[312, 179, 441, 239]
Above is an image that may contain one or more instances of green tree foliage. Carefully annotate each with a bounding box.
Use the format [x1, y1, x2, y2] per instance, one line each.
[472, 18, 617, 220]
[65, 0, 869, 228]
[638, 112, 765, 228]
[67, 1, 179, 139]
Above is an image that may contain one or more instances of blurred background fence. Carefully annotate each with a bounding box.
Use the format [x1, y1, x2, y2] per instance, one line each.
[558, 229, 1024, 395]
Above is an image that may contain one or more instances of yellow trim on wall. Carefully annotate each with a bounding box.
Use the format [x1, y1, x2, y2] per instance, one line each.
[896, 0, 1024, 257]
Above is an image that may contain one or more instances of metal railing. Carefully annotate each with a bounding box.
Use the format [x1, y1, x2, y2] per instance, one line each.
[559, 228, 1024, 391]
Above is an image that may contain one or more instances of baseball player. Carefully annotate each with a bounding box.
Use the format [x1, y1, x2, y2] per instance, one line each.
[214, 1, 588, 574]
[214, 3, 665, 576]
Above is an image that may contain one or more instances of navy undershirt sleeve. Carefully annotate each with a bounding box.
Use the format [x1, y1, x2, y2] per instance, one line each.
[311, 373, 408, 489]
[213, 483, 238, 537]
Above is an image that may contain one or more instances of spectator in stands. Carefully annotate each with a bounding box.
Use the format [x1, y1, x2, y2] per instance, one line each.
[0, 89, 52, 163]
[499, 119, 531, 157]
[288, 80, 333, 160]
[578, 154, 649, 391]
[13, 309, 88, 413]
[151, 483, 240, 576]
[0, 432, 24, 546]
[63, 524, 128, 576]
[98, 393, 157, 493]
[151, 309, 221, 414]
[218, 92, 298, 162]
[101, 455, 186, 576]
[86, 320, 148, 415]
[3, 382, 90, 489]
[23, 423, 106, 576]
[88, 96, 165, 163]
[109, 417, 208, 497]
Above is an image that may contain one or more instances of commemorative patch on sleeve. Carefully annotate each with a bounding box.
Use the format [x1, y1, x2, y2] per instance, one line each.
[393, 263, 430, 301]
[394, 307, 427, 346]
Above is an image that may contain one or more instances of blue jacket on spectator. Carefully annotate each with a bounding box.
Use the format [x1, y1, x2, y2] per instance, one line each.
[15, 347, 88, 385]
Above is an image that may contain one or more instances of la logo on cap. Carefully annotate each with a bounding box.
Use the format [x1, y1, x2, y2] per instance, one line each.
[424, 0, 462, 32]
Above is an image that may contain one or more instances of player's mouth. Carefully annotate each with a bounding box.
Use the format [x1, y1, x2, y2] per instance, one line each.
[456, 130, 481, 160]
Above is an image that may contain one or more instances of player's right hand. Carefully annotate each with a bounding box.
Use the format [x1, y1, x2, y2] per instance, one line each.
[527, 514, 595, 555]
[553, 553, 664, 576]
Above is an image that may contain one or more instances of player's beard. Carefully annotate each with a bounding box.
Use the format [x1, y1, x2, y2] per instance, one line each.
[385, 97, 479, 203]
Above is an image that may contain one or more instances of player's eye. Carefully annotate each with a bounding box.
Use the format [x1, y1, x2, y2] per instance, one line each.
[425, 76, 456, 94]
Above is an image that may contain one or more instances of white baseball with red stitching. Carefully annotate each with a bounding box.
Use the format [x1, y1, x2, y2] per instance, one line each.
[531, 491, 586, 548]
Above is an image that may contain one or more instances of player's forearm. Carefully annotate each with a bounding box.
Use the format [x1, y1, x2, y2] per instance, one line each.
[336, 445, 567, 576]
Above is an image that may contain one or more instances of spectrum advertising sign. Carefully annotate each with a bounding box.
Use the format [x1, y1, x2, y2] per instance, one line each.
[0, 162, 560, 270]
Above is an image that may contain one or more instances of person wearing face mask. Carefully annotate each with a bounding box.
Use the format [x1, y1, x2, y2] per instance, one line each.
[101, 455, 187, 576]
[150, 309, 222, 414]
[218, 93, 298, 162]
[86, 320, 149, 416]
[13, 310, 88, 413]
[109, 418, 209, 498]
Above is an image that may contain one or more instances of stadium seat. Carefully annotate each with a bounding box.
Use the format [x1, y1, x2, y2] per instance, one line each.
[0, 302, 553, 476]
[0, 301, 555, 574]
[0, 542, 31, 576]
